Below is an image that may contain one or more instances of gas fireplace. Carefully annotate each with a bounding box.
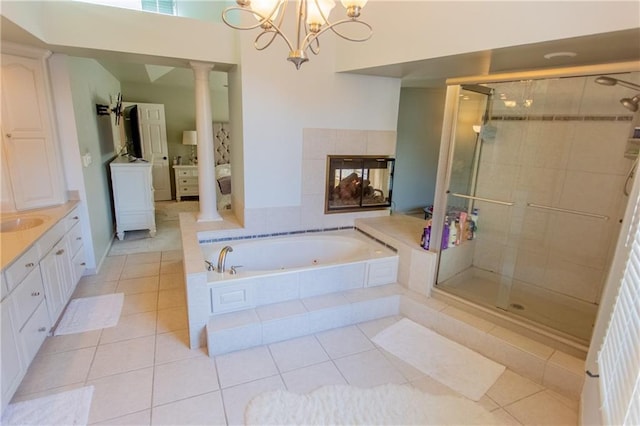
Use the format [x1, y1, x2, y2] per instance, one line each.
[325, 155, 395, 213]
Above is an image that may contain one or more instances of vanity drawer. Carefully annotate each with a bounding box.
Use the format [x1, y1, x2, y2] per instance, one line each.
[18, 299, 50, 365]
[4, 245, 40, 293]
[64, 207, 81, 232]
[36, 220, 65, 258]
[11, 266, 45, 329]
[67, 222, 83, 256]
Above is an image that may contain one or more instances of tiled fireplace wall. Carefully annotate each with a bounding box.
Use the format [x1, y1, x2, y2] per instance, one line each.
[239, 128, 397, 236]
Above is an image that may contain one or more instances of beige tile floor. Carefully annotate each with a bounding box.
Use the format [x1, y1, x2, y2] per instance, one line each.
[9, 249, 580, 425]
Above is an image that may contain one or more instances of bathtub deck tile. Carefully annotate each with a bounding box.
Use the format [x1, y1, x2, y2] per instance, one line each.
[256, 300, 308, 322]
[301, 293, 351, 312]
[208, 309, 259, 332]
[343, 283, 404, 303]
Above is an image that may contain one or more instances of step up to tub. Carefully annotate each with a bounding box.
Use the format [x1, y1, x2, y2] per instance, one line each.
[206, 283, 403, 356]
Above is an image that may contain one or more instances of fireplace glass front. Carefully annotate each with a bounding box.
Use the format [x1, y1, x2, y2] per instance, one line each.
[325, 156, 395, 213]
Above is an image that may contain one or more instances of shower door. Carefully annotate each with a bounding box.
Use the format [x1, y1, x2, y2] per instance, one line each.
[435, 73, 638, 343]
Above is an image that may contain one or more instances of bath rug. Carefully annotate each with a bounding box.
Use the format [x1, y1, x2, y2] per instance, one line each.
[245, 383, 497, 425]
[54, 293, 124, 335]
[1, 386, 93, 425]
[372, 318, 505, 401]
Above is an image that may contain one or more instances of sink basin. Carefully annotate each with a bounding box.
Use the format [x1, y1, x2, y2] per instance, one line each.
[0, 217, 47, 233]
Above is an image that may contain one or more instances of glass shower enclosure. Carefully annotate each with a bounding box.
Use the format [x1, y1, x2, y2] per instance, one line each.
[433, 70, 640, 345]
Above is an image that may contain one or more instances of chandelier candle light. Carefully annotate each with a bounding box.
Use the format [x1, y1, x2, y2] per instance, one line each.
[222, 0, 371, 69]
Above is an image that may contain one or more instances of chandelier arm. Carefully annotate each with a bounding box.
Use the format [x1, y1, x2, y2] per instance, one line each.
[324, 19, 373, 43]
[308, 37, 320, 55]
[221, 6, 270, 31]
[301, 19, 372, 53]
[255, 30, 282, 51]
[222, 5, 296, 52]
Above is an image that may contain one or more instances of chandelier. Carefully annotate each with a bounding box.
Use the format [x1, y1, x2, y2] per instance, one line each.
[222, 0, 372, 69]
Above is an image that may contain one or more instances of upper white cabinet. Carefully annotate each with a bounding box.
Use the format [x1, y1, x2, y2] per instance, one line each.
[1, 47, 65, 211]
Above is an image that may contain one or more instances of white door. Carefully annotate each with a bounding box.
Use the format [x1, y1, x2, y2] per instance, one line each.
[135, 103, 171, 201]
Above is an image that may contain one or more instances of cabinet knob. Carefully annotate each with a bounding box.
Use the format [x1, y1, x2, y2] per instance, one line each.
[81, 262, 86, 266]
[25, 262, 35, 268]
[72, 216, 79, 220]
[56, 249, 65, 255]
[5, 133, 11, 138]
[31, 291, 40, 297]
[38, 327, 47, 332]
[76, 237, 82, 240]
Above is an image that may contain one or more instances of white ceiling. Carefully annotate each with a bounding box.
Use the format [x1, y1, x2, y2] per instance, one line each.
[1, 14, 639, 89]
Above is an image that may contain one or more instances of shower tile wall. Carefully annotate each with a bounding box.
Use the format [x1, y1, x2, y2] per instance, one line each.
[472, 75, 638, 304]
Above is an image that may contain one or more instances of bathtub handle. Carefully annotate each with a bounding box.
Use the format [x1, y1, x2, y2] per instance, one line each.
[229, 265, 243, 275]
[205, 260, 215, 271]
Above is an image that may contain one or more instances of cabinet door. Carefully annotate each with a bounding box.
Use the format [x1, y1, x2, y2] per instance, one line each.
[1, 298, 24, 411]
[1, 53, 64, 210]
[40, 239, 73, 324]
[40, 248, 65, 324]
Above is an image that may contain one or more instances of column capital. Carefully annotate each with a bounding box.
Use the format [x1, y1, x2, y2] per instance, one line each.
[189, 61, 215, 72]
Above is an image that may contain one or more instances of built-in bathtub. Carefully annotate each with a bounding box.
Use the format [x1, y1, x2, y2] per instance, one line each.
[200, 230, 399, 315]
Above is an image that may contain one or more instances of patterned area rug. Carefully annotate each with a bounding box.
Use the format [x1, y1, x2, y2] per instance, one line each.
[245, 384, 497, 425]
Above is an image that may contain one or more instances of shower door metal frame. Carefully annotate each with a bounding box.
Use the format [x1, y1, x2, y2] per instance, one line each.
[429, 60, 640, 331]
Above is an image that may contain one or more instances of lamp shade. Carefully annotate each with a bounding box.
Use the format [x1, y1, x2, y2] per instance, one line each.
[182, 130, 197, 146]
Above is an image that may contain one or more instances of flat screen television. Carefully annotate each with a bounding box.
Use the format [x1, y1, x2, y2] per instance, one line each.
[123, 105, 143, 159]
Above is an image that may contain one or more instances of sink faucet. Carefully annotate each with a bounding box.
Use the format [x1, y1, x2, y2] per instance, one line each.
[217, 246, 233, 273]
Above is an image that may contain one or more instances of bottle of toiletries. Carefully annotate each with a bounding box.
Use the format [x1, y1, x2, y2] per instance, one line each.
[448, 217, 458, 248]
[422, 219, 432, 250]
[173, 157, 178, 165]
[454, 217, 462, 246]
[471, 208, 479, 239]
[442, 216, 450, 250]
[466, 218, 474, 240]
[459, 212, 467, 244]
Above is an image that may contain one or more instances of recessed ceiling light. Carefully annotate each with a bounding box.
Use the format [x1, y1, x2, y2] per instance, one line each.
[543, 51, 577, 59]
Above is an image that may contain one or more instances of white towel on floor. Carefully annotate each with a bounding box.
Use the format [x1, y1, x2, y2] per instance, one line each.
[373, 318, 505, 401]
[1, 386, 93, 426]
[54, 293, 124, 335]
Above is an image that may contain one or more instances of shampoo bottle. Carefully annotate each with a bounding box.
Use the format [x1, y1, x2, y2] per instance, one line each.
[471, 208, 479, 239]
[448, 217, 458, 248]
[441, 216, 450, 250]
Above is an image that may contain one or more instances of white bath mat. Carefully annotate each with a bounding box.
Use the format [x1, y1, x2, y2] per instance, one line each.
[54, 293, 124, 335]
[372, 318, 505, 401]
[245, 384, 497, 425]
[1, 386, 94, 425]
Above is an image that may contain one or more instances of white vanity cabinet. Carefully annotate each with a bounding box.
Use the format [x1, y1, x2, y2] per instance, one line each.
[1, 298, 23, 410]
[110, 157, 156, 240]
[0, 205, 85, 415]
[0, 45, 65, 211]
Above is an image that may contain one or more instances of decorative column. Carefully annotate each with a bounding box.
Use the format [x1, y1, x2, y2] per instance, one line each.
[190, 61, 222, 222]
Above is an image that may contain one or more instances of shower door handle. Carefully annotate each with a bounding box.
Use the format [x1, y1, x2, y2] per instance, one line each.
[526, 203, 609, 220]
[449, 192, 514, 206]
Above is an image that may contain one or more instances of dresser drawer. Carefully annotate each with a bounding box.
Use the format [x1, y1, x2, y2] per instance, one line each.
[177, 169, 198, 177]
[4, 245, 40, 293]
[18, 300, 50, 365]
[178, 185, 199, 196]
[177, 177, 198, 186]
[67, 222, 83, 256]
[11, 266, 45, 329]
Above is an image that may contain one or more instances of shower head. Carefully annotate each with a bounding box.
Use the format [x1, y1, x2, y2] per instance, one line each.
[620, 95, 640, 112]
[595, 76, 640, 91]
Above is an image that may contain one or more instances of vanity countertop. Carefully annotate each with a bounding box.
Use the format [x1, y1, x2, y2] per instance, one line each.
[1, 201, 80, 271]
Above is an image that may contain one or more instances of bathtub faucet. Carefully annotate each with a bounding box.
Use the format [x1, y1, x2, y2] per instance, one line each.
[217, 246, 233, 273]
